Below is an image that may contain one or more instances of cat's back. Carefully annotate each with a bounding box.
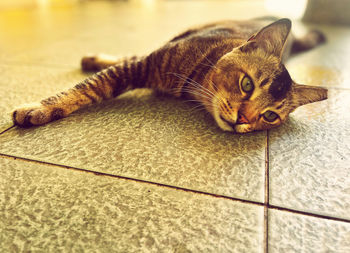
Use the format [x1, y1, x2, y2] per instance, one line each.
[169, 18, 272, 46]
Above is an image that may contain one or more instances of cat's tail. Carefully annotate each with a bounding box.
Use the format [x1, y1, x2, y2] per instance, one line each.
[12, 55, 153, 127]
[291, 29, 326, 54]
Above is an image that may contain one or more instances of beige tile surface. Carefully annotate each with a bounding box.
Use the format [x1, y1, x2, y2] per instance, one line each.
[0, 1, 129, 59]
[0, 87, 266, 202]
[268, 209, 350, 253]
[0, 156, 264, 252]
[269, 89, 350, 220]
[2, 0, 268, 66]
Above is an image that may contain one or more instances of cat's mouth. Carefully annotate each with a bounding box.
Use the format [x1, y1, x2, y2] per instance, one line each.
[220, 115, 235, 128]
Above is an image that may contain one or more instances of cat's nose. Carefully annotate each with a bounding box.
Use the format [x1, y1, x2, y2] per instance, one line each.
[237, 112, 249, 124]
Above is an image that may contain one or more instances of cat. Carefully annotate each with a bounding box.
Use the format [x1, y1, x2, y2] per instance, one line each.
[12, 17, 327, 133]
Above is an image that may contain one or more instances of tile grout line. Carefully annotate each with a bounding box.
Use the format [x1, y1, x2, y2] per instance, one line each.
[0, 153, 265, 207]
[0, 125, 15, 135]
[1, 153, 350, 225]
[268, 205, 350, 224]
[263, 134, 350, 225]
[264, 130, 270, 253]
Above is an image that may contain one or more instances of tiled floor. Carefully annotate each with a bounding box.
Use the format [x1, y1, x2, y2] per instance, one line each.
[1, 0, 350, 252]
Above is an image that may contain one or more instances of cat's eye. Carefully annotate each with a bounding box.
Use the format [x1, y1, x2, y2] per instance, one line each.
[241, 76, 254, 93]
[263, 110, 279, 122]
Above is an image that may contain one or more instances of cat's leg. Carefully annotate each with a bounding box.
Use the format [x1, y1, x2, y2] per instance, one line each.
[13, 56, 152, 127]
[291, 30, 326, 54]
[281, 30, 326, 62]
[81, 54, 121, 72]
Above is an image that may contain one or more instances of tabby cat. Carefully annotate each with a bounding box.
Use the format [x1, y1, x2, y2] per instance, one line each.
[13, 18, 327, 133]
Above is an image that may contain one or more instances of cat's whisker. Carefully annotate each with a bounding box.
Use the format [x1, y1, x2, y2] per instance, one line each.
[167, 72, 203, 88]
[167, 72, 217, 100]
[198, 62, 219, 71]
[201, 77, 223, 103]
[168, 82, 213, 100]
[176, 78, 222, 113]
[202, 77, 226, 106]
[184, 81, 217, 100]
[168, 73, 204, 89]
[166, 71, 222, 116]
[187, 68, 221, 97]
[182, 91, 212, 103]
[184, 98, 214, 108]
[181, 90, 216, 108]
[181, 87, 214, 101]
[188, 106, 207, 114]
[185, 100, 214, 114]
[207, 78, 220, 94]
[208, 92, 225, 113]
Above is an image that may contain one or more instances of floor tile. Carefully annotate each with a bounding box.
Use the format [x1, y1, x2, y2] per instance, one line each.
[269, 89, 350, 220]
[268, 209, 350, 253]
[0, 156, 264, 252]
[0, 1, 132, 61]
[0, 87, 266, 202]
[0, 65, 89, 132]
[2, 0, 269, 66]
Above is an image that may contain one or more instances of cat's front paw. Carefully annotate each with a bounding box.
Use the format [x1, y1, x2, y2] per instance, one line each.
[12, 104, 63, 128]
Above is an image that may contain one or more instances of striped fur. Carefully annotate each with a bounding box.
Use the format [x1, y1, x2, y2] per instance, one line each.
[13, 18, 328, 133]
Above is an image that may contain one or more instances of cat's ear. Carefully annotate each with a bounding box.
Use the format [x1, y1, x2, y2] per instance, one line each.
[243, 18, 292, 59]
[292, 83, 328, 107]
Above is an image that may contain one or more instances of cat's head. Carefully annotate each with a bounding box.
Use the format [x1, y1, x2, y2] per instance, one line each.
[206, 18, 327, 133]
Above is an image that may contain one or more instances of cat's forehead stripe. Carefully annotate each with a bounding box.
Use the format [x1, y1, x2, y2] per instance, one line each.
[259, 77, 269, 87]
[268, 65, 292, 100]
[256, 69, 263, 79]
[276, 100, 286, 110]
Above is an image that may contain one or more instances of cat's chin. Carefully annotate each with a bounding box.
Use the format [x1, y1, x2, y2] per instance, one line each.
[234, 124, 253, 133]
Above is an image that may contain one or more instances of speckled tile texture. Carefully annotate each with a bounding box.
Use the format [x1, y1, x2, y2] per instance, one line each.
[0, 88, 266, 201]
[269, 209, 350, 253]
[1, 0, 350, 252]
[0, 157, 264, 252]
[269, 90, 350, 219]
